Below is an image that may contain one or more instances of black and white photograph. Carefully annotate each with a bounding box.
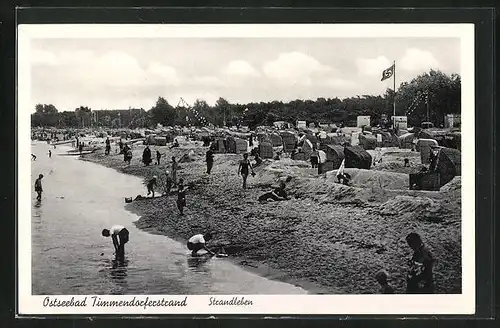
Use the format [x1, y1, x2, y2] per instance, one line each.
[18, 24, 475, 315]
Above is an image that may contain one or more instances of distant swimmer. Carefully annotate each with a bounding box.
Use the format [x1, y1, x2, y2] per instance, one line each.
[48, 150, 52, 158]
[187, 232, 215, 257]
[102, 225, 129, 258]
[31, 154, 36, 161]
[34, 174, 43, 201]
[147, 175, 158, 198]
[238, 153, 254, 189]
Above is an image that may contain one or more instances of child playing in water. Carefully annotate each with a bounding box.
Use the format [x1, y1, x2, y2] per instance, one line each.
[34, 174, 43, 201]
[102, 225, 129, 258]
[187, 232, 215, 257]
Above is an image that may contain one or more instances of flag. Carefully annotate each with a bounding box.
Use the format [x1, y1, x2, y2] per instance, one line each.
[381, 64, 395, 81]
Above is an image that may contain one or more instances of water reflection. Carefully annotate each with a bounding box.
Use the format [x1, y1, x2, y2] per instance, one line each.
[187, 255, 212, 273]
[110, 257, 129, 282]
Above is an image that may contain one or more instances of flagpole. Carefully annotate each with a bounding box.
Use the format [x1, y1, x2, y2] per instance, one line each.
[393, 60, 396, 117]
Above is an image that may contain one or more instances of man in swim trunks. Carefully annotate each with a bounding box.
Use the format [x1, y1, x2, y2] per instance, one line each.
[187, 232, 215, 257]
[102, 225, 130, 258]
[238, 153, 254, 189]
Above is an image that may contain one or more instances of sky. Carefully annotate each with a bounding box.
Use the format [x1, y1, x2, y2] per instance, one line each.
[29, 37, 460, 112]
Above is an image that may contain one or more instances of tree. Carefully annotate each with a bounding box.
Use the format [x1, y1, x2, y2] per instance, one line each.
[32, 104, 59, 126]
[35, 104, 58, 114]
[75, 106, 92, 128]
[149, 97, 176, 126]
[191, 99, 211, 126]
[213, 97, 230, 127]
[395, 70, 461, 126]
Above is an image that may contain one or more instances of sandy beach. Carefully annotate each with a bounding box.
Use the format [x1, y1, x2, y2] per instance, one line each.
[80, 139, 461, 294]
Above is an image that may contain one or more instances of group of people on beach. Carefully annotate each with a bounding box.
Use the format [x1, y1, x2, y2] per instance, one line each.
[33, 134, 436, 294]
[375, 232, 435, 294]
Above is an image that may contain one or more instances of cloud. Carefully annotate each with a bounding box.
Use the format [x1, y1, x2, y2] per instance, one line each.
[190, 76, 226, 87]
[147, 62, 181, 86]
[400, 48, 440, 72]
[356, 56, 391, 77]
[263, 51, 332, 84]
[224, 60, 260, 77]
[30, 49, 59, 65]
[34, 49, 181, 88]
[323, 77, 357, 89]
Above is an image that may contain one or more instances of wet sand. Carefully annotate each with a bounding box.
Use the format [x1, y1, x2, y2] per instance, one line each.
[82, 140, 461, 294]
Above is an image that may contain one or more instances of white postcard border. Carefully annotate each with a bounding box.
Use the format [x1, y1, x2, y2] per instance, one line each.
[18, 23, 475, 315]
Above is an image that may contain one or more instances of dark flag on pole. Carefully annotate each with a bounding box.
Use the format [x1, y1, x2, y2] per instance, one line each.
[381, 64, 395, 81]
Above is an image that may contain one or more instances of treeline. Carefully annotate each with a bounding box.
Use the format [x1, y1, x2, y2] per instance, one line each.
[31, 69, 461, 129]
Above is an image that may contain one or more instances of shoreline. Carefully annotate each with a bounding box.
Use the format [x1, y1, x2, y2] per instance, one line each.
[80, 142, 461, 294]
[125, 202, 332, 294]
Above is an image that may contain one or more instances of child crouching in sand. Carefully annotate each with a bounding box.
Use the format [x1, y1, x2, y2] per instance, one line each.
[375, 270, 395, 294]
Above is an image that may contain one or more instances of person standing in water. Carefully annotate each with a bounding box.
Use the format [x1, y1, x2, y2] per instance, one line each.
[171, 156, 178, 186]
[206, 147, 214, 174]
[48, 150, 52, 158]
[34, 174, 43, 201]
[102, 225, 129, 259]
[187, 232, 215, 257]
[238, 153, 254, 189]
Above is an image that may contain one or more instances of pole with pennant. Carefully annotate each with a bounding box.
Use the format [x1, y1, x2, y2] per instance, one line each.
[381, 61, 397, 124]
[392, 60, 396, 117]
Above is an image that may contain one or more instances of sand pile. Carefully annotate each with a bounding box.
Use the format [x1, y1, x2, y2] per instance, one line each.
[371, 161, 425, 174]
[440, 176, 461, 193]
[379, 196, 439, 216]
[289, 177, 363, 204]
[256, 158, 318, 185]
[325, 168, 409, 190]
